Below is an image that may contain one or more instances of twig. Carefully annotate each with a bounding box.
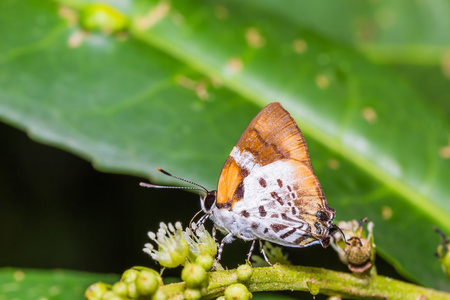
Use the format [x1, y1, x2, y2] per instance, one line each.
[157, 264, 450, 299]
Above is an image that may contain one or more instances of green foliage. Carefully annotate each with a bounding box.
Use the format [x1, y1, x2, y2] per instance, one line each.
[0, 268, 119, 300]
[1, 0, 450, 296]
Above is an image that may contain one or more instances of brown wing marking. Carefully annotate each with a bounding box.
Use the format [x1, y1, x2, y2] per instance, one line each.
[248, 160, 335, 247]
[216, 102, 316, 208]
[236, 102, 311, 166]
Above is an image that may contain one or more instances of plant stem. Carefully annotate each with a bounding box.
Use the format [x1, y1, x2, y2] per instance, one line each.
[156, 264, 450, 299]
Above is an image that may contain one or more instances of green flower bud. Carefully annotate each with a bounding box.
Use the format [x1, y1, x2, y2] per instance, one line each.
[85, 282, 109, 299]
[195, 253, 215, 271]
[133, 267, 163, 285]
[136, 270, 160, 296]
[331, 218, 375, 275]
[224, 283, 252, 300]
[79, 4, 128, 33]
[181, 263, 208, 288]
[184, 288, 202, 300]
[346, 237, 372, 266]
[103, 291, 125, 300]
[434, 227, 450, 279]
[152, 289, 168, 300]
[121, 269, 139, 283]
[112, 282, 128, 297]
[236, 264, 253, 282]
[306, 279, 319, 296]
[345, 237, 373, 274]
[127, 282, 139, 299]
[440, 251, 450, 279]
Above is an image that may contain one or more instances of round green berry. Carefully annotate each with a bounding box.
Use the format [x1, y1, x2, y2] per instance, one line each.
[181, 263, 208, 288]
[102, 291, 126, 300]
[195, 253, 214, 271]
[224, 283, 252, 300]
[112, 281, 127, 296]
[184, 288, 202, 300]
[136, 270, 160, 296]
[127, 282, 139, 298]
[236, 264, 253, 282]
[85, 282, 109, 299]
[152, 289, 168, 300]
[121, 269, 139, 283]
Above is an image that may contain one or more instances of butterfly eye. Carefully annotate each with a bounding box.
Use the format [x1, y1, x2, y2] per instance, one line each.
[316, 210, 331, 222]
[203, 191, 216, 212]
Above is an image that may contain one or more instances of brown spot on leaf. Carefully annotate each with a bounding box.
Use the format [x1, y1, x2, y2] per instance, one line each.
[293, 39, 307, 54]
[135, 1, 170, 30]
[226, 58, 243, 74]
[439, 138, 450, 159]
[245, 27, 265, 48]
[362, 107, 377, 124]
[327, 159, 340, 170]
[315, 74, 330, 89]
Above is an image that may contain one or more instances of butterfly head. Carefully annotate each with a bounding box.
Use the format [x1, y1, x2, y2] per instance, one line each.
[315, 206, 336, 248]
[200, 190, 217, 213]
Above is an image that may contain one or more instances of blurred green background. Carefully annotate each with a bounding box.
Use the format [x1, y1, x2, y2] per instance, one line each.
[1, 0, 450, 298]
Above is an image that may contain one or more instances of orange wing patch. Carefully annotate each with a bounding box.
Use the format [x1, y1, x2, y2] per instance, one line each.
[216, 155, 248, 208]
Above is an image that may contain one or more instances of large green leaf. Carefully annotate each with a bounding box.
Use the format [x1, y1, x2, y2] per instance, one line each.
[1, 0, 449, 292]
[239, 0, 450, 63]
[0, 268, 119, 300]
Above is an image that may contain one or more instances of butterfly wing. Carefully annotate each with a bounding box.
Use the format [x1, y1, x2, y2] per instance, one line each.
[217, 102, 314, 208]
[231, 158, 335, 247]
[213, 102, 334, 247]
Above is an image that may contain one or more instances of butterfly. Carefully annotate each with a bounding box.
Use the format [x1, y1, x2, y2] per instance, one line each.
[142, 102, 337, 265]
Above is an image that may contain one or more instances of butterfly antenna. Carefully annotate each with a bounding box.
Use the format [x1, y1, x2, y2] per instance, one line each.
[139, 168, 209, 193]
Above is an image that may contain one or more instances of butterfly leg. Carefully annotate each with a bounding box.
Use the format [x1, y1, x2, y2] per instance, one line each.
[259, 240, 273, 266]
[193, 214, 208, 231]
[212, 227, 217, 242]
[212, 233, 234, 270]
[246, 239, 256, 262]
